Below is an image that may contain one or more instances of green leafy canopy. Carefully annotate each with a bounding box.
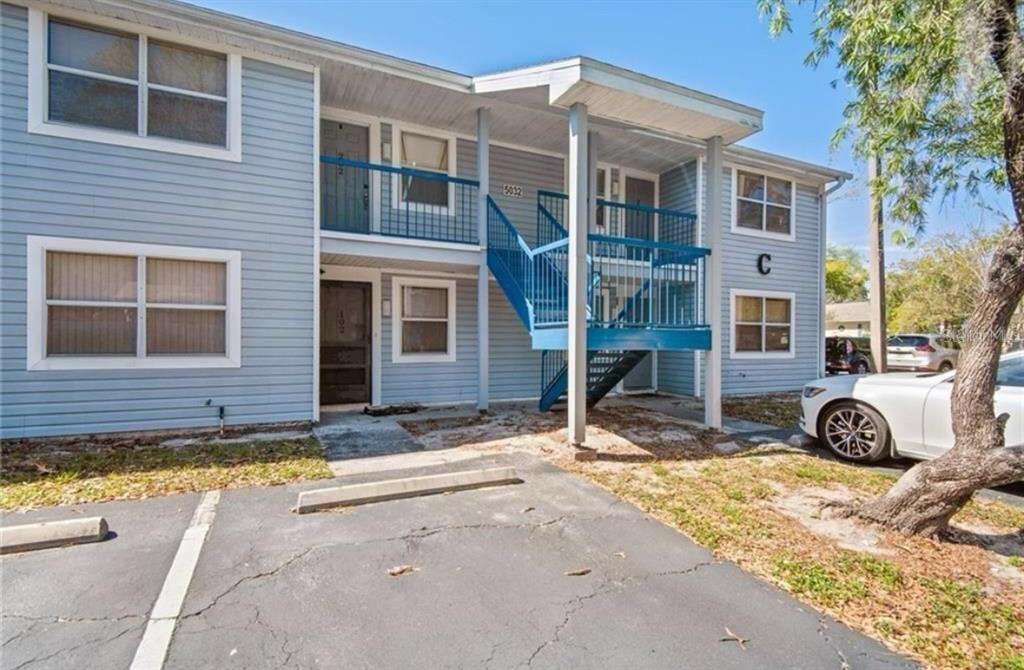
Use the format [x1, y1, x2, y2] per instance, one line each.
[825, 245, 869, 302]
[757, 0, 1007, 234]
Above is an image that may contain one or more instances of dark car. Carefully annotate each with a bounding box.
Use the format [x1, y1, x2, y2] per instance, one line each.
[826, 336, 874, 375]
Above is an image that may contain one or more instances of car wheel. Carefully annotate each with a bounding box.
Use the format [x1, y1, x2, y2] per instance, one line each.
[853, 360, 870, 375]
[938, 361, 954, 372]
[817, 401, 890, 463]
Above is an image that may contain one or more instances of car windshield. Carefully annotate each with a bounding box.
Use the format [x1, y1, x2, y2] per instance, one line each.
[889, 335, 929, 347]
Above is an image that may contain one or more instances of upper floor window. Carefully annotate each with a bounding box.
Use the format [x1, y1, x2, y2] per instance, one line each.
[28, 10, 241, 161]
[733, 169, 795, 239]
[396, 129, 453, 209]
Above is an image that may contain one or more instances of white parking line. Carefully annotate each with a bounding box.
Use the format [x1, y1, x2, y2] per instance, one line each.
[130, 490, 220, 670]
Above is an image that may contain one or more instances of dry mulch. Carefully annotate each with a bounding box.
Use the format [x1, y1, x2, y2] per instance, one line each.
[722, 391, 803, 428]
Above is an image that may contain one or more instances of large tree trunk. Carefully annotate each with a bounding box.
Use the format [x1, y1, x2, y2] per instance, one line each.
[855, 0, 1024, 536]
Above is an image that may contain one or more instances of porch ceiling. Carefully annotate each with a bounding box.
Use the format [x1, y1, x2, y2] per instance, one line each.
[320, 61, 704, 174]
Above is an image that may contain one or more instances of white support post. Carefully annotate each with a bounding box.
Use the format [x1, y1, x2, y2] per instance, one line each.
[477, 107, 491, 412]
[704, 136, 724, 429]
[568, 104, 589, 448]
[587, 131, 598, 233]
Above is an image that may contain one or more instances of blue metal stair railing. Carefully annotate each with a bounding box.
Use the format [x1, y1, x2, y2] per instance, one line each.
[487, 195, 709, 411]
[534, 235, 709, 411]
[487, 196, 535, 330]
[537, 190, 569, 246]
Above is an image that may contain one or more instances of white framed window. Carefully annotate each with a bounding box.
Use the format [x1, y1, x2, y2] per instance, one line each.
[26, 236, 241, 370]
[731, 168, 795, 240]
[391, 277, 456, 363]
[730, 289, 795, 359]
[391, 127, 456, 212]
[27, 9, 242, 161]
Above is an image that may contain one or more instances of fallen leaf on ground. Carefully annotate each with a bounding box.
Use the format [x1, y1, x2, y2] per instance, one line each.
[521, 506, 535, 513]
[564, 568, 592, 576]
[387, 564, 418, 577]
[719, 627, 749, 650]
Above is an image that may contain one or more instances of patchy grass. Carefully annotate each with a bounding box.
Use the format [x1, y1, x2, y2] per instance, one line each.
[1, 438, 331, 510]
[570, 450, 1024, 670]
[722, 392, 803, 428]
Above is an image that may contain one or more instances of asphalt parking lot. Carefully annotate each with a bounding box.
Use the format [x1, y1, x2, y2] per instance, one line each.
[1, 452, 915, 670]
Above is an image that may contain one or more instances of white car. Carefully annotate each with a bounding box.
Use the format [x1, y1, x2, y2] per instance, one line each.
[800, 351, 1024, 462]
[887, 333, 960, 372]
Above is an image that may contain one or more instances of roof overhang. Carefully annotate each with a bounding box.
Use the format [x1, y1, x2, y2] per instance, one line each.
[473, 58, 763, 145]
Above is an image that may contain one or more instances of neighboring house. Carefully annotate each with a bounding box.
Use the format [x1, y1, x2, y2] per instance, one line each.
[826, 301, 871, 337]
[0, 0, 850, 439]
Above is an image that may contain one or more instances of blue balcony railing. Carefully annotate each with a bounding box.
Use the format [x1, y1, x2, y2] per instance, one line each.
[320, 156, 479, 245]
[489, 192, 708, 334]
[535, 191, 698, 247]
[530, 235, 708, 330]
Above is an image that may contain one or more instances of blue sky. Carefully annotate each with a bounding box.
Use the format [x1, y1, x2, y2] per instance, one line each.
[191, 0, 1010, 264]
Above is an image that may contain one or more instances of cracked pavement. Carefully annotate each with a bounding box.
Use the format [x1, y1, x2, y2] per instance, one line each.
[2, 452, 916, 669]
[1, 493, 198, 669]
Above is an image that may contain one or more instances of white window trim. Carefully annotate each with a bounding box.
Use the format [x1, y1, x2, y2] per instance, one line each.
[27, 8, 243, 162]
[389, 125, 457, 215]
[729, 167, 796, 242]
[729, 289, 796, 359]
[26, 236, 242, 370]
[391, 276, 457, 364]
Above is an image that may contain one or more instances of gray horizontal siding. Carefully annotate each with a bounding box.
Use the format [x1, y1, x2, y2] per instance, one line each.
[489, 282, 540, 400]
[657, 160, 699, 395]
[458, 139, 565, 247]
[700, 164, 824, 395]
[0, 3, 316, 438]
[326, 270, 539, 407]
[379, 274, 478, 405]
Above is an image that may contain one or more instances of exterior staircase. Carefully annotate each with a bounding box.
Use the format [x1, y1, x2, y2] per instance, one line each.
[485, 194, 710, 411]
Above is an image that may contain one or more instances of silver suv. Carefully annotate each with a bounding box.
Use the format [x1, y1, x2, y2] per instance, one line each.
[887, 334, 960, 372]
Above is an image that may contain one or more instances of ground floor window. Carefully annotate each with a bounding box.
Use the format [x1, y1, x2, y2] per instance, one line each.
[27, 236, 241, 370]
[730, 289, 795, 358]
[391, 276, 456, 363]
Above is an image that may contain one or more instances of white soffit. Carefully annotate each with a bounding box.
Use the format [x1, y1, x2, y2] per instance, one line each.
[473, 58, 764, 145]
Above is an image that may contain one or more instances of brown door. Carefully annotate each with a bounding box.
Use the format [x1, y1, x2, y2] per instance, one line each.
[624, 176, 656, 239]
[320, 281, 371, 405]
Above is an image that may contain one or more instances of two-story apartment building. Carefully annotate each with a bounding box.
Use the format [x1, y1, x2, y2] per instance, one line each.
[0, 0, 849, 441]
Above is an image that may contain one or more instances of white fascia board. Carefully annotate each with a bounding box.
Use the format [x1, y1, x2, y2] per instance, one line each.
[320, 233, 482, 267]
[472, 57, 764, 141]
[724, 146, 853, 185]
[574, 59, 763, 132]
[472, 59, 583, 96]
